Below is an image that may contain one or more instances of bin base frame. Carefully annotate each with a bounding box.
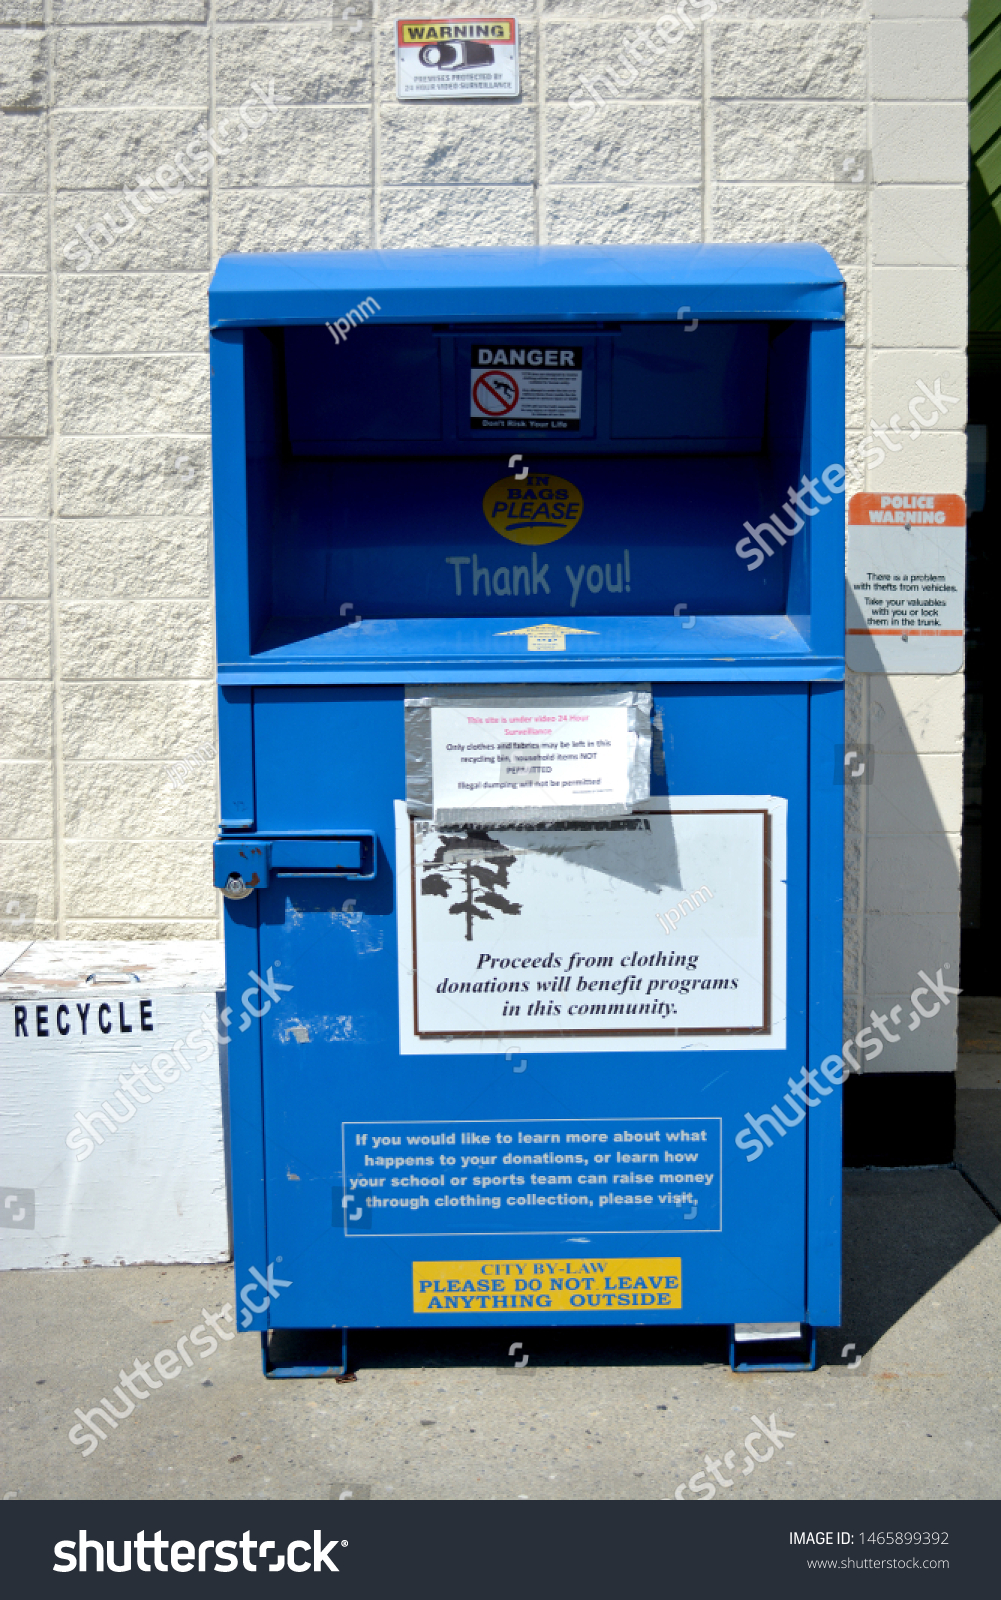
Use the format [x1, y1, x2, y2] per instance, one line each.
[259, 1327, 817, 1376]
[728, 1325, 817, 1373]
[262, 1328, 349, 1379]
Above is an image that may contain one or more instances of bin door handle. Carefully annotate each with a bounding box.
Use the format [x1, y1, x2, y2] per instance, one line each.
[212, 832, 374, 896]
[214, 834, 377, 896]
[270, 836, 375, 879]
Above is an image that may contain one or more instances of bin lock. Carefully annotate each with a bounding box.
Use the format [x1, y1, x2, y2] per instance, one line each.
[223, 874, 256, 900]
[215, 840, 271, 898]
[214, 835, 377, 897]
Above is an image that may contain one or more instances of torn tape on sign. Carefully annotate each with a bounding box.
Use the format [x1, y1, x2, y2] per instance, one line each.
[404, 682, 652, 825]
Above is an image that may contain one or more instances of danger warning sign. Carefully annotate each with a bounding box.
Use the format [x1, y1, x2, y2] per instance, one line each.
[470, 346, 583, 431]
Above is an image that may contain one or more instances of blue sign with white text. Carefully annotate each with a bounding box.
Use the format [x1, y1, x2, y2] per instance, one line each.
[340, 1117, 722, 1236]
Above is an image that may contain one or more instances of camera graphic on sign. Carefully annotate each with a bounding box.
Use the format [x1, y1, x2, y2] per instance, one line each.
[419, 38, 494, 70]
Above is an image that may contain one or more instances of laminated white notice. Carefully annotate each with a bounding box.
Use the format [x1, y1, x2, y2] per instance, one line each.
[404, 684, 652, 825]
[431, 704, 630, 817]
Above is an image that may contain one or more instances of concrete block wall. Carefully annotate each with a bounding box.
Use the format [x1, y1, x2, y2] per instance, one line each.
[0, 0, 968, 1073]
[843, 0, 968, 1076]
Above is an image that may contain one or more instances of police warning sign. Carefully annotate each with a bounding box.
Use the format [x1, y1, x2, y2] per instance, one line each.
[396, 17, 519, 100]
[845, 492, 966, 675]
[471, 346, 583, 430]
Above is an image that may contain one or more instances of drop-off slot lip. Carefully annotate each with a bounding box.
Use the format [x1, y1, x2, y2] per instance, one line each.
[217, 614, 845, 685]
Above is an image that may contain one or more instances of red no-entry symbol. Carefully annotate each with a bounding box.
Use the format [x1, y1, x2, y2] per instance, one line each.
[473, 370, 520, 416]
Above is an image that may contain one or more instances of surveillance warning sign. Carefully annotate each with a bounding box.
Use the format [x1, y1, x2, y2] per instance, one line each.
[471, 347, 583, 430]
[396, 17, 519, 100]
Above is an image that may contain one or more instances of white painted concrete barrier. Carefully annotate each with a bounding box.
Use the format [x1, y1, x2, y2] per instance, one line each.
[0, 942, 229, 1269]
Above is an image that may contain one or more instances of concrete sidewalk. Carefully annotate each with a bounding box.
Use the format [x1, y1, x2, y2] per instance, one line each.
[2, 1164, 998, 1503]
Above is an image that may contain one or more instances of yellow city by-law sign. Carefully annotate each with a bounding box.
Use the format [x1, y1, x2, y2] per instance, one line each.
[413, 1257, 682, 1313]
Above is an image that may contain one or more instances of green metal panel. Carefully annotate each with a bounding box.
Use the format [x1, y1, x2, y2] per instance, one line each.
[971, 1, 1001, 332]
[970, 0, 1001, 40]
[971, 10, 1001, 100]
[976, 130, 1001, 200]
[970, 74, 1001, 156]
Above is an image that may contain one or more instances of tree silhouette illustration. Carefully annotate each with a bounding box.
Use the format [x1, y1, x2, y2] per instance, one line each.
[421, 829, 522, 942]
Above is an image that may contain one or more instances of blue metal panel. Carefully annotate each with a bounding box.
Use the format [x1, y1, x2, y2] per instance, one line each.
[243, 684, 813, 1330]
[209, 329, 251, 664]
[253, 685, 404, 836]
[805, 322, 848, 662]
[611, 323, 769, 440]
[286, 324, 444, 444]
[209, 244, 845, 329]
[282, 322, 772, 457]
[266, 457, 791, 625]
[218, 686, 255, 829]
[222, 894, 269, 1332]
[806, 682, 845, 1328]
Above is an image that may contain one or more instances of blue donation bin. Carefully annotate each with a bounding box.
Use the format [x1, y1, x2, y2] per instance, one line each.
[208, 245, 845, 1377]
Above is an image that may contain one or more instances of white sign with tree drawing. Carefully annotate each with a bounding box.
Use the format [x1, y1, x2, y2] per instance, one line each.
[395, 798, 786, 1056]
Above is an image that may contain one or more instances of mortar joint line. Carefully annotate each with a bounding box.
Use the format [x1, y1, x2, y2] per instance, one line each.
[372, 13, 381, 249]
[535, 0, 544, 246]
[42, 0, 67, 939]
[207, 0, 217, 269]
[701, 14, 711, 243]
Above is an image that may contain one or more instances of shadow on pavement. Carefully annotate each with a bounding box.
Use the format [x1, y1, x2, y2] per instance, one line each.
[339, 1321, 726, 1374]
[273, 1168, 999, 1377]
[956, 1087, 1001, 1215]
[823, 1167, 998, 1367]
